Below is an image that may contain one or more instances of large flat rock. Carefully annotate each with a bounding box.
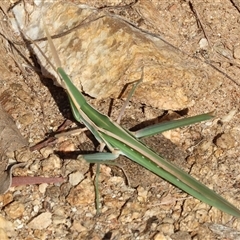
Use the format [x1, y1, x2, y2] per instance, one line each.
[12, 1, 223, 110]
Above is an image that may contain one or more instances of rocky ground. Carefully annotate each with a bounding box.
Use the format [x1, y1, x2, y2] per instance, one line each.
[0, 0, 240, 239]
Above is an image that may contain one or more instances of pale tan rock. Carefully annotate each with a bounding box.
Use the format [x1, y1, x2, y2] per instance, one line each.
[15, 147, 31, 163]
[41, 154, 61, 172]
[215, 132, 235, 149]
[38, 183, 48, 194]
[27, 212, 52, 229]
[0, 216, 14, 237]
[68, 171, 84, 186]
[64, 157, 89, 176]
[0, 228, 9, 240]
[118, 201, 142, 223]
[39, 146, 54, 158]
[161, 223, 174, 235]
[199, 38, 209, 49]
[137, 186, 148, 202]
[58, 140, 75, 152]
[162, 129, 181, 145]
[12, 1, 223, 110]
[233, 45, 240, 59]
[4, 201, 25, 219]
[67, 178, 94, 206]
[71, 220, 88, 233]
[221, 109, 237, 123]
[2, 192, 13, 206]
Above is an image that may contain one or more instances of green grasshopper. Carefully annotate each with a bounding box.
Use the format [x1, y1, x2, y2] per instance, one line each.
[33, 24, 240, 218]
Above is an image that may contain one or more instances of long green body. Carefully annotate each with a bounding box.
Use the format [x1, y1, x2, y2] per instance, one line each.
[35, 24, 240, 218]
[58, 67, 240, 218]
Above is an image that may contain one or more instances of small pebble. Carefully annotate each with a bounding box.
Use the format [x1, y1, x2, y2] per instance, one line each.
[2, 192, 13, 206]
[137, 186, 148, 202]
[18, 113, 33, 125]
[64, 160, 89, 175]
[160, 223, 174, 235]
[199, 38, 208, 49]
[215, 132, 235, 149]
[67, 178, 94, 206]
[0, 216, 14, 237]
[32, 199, 41, 206]
[14, 219, 23, 229]
[58, 140, 75, 152]
[33, 205, 39, 213]
[69, 171, 84, 186]
[38, 183, 48, 194]
[45, 186, 60, 200]
[162, 130, 181, 145]
[221, 109, 236, 123]
[0, 229, 9, 240]
[15, 147, 31, 163]
[40, 146, 54, 158]
[71, 220, 88, 232]
[41, 154, 61, 172]
[28, 212, 52, 229]
[233, 45, 240, 59]
[4, 201, 25, 219]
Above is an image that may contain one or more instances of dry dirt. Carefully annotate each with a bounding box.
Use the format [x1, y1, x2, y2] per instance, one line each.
[0, 0, 240, 239]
